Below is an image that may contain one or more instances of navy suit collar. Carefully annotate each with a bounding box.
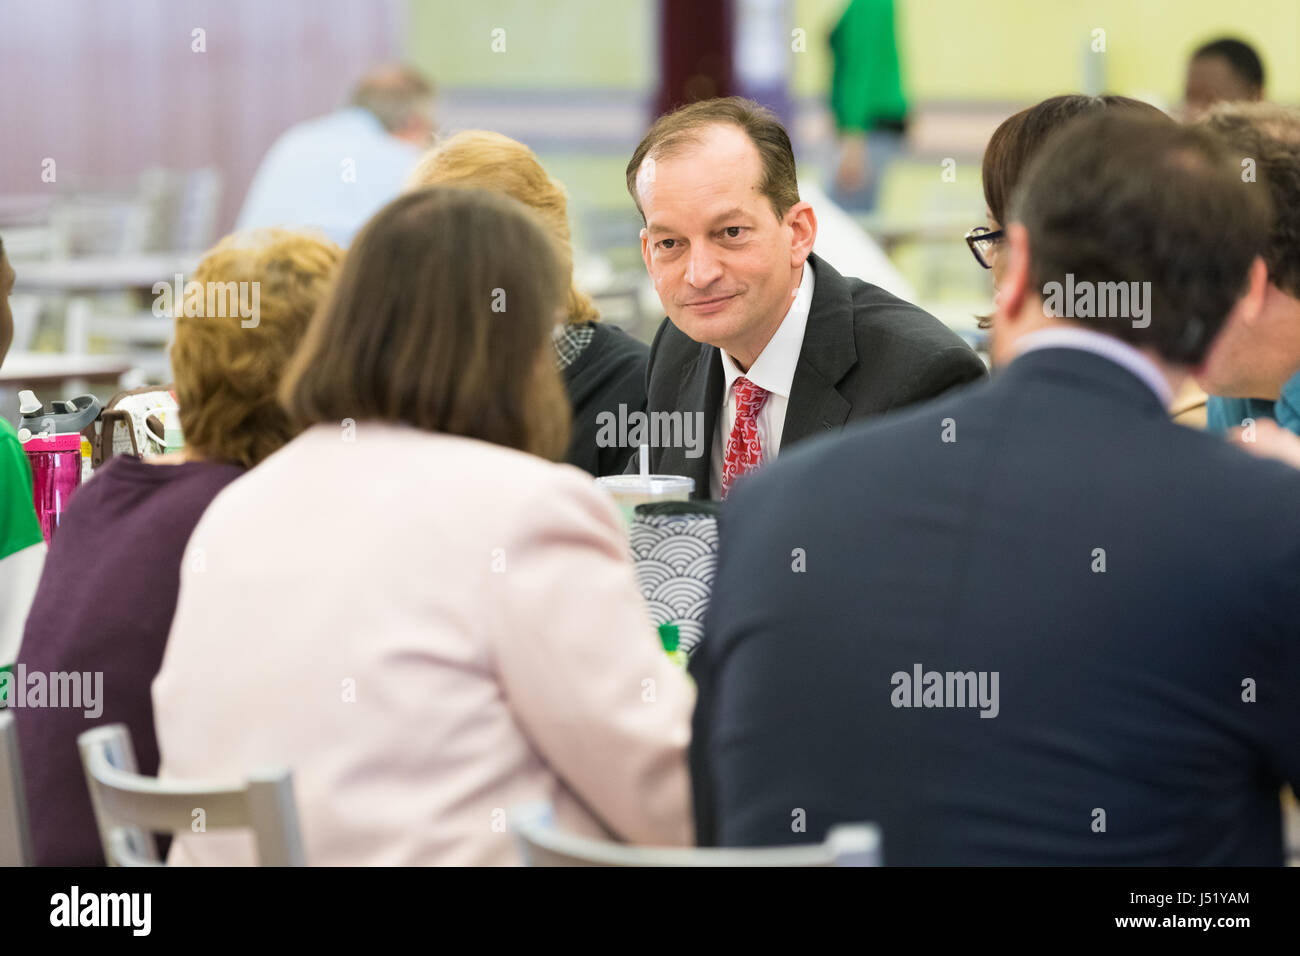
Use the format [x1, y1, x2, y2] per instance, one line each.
[997, 346, 1170, 417]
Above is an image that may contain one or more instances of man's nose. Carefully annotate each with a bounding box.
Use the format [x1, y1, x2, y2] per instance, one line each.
[685, 246, 724, 288]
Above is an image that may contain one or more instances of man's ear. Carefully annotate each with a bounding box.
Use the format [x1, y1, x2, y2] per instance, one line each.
[1235, 256, 1269, 327]
[640, 226, 651, 272]
[996, 223, 1033, 324]
[1196, 257, 1271, 383]
[785, 201, 817, 266]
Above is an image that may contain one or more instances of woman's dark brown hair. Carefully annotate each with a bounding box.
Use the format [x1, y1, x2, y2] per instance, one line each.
[280, 186, 571, 461]
[976, 95, 1170, 329]
[983, 95, 1170, 229]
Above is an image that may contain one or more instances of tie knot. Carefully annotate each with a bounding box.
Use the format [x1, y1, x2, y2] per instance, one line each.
[732, 376, 769, 417]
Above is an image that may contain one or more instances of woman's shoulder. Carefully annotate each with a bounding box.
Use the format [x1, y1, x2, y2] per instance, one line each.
[566, 324, 649, 406]
[589, 322, 650, 362]
[210, 422, 603, 510]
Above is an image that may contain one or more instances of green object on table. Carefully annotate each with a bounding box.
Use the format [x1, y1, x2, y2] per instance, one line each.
[658, 623, 679, 653]
[657, 623, 688, 668]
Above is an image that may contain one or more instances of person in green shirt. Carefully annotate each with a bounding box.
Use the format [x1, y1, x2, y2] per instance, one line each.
[829, 0, 909, 212]
[0, 237, 46, 669]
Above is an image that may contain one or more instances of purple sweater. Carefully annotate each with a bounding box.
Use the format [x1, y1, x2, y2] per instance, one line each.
[13, 454, 243, 865]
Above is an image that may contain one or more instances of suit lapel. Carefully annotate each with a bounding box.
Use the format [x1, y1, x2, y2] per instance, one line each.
[782, 255, 858, 448]
[660, 344, 723, 494]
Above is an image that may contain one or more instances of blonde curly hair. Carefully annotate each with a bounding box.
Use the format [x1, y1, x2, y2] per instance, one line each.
[170, 228, 342, 467]
[407, 130, 599, 325]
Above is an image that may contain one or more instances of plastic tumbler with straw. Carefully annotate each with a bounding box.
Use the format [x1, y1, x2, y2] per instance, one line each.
[594, 444, 694, 525]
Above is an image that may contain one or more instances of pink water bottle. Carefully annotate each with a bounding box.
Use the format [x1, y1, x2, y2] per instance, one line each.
[17, 389, 101, 543]
[23, 433, 83, 542]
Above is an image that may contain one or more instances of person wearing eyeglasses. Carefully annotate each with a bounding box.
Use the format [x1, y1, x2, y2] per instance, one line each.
[968, 94, 1165, 292]
[963, 95, 1213, 425]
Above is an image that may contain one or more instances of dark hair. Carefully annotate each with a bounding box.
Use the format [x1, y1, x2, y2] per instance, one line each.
[1011, 113, 1271, 365]
[982, 95, 1169, 229]
[1200, 102, 1300, 298]
[280, 186, 571, 461]
[626, 96, 799, 223]
[1193, 38, 1265, 91]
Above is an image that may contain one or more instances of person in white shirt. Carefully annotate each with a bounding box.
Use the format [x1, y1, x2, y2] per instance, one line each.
[236, 65, 434, 246]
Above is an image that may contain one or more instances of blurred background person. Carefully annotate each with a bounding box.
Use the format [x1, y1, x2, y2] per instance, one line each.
[153, 187, 694, 866]
[1195, 104, 1300, 436]
[693, 113, 1300, 864]
[236, 64, 435, 246]
[0, 237, 45, 667]
[407, 131, 649, 477]
[1184, 37, 1266, 120]
[828, 0, 909, 213]
[14, 228, 342, 865]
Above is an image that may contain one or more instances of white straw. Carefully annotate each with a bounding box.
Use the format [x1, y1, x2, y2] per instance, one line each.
[639, 443, 649, 477]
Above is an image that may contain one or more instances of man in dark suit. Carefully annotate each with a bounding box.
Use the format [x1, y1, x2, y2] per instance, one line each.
[691, 112, 1300, 864]
[621, 97, 984, 497]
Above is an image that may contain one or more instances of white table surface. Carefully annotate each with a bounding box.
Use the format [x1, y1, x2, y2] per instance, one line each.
[12, 254, 199, 293]
[0, 351, 133, 386]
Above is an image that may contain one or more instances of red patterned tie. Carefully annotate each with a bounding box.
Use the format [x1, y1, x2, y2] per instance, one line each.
[721, 376, 770, 499]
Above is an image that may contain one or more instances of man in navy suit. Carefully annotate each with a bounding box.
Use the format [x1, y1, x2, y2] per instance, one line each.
[691, 112, 1300, 864]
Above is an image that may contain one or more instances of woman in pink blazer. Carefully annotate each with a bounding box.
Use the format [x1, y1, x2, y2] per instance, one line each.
[152, 187, 695, 865]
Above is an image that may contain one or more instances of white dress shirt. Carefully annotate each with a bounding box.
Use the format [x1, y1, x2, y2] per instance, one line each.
[710, 261, 815, 498]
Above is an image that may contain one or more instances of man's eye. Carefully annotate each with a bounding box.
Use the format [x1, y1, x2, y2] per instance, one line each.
[658, 239, 677, 250]
[723, 227, 744, 239]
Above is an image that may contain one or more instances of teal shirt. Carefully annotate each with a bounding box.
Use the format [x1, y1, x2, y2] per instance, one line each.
[1206, 369, 1300, 435]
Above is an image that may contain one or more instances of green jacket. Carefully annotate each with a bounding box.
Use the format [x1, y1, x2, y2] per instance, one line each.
[830, 0, 908, 133]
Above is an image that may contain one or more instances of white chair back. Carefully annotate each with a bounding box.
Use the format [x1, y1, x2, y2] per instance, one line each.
[512, 802, 881, 867]
[77, 723, 304, 866]
[0, 711, 34, 866]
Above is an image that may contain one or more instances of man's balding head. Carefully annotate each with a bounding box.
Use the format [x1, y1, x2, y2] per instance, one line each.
[351, 65, 435, 144]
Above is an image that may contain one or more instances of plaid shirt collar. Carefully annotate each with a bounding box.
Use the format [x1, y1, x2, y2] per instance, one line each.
[553, 322, 596, 371]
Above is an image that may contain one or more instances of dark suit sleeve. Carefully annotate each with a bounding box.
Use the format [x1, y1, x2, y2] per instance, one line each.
[910, 343, 987, 403]
[596, 349, 649, 478]
[687, 629, 719, 846]
[623, 317, 673, 475]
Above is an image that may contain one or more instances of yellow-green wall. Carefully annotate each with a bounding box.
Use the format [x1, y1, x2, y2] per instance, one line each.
[407, 0, 655, 89]
[407, 0, 1299, 104]
[795, 0, 1299, 104]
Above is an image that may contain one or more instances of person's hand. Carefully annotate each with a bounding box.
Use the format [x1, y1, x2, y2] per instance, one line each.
[836, 135, 872, 194]
[1228, 417, 1300, 469]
